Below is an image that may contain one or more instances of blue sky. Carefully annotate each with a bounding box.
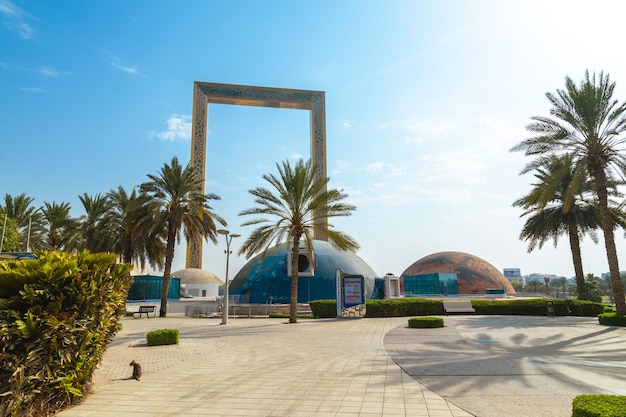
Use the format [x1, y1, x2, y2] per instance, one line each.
[2, 0, 626, 280]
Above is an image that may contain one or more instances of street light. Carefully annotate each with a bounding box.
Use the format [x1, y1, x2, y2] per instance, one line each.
[217, 229, 240, 325]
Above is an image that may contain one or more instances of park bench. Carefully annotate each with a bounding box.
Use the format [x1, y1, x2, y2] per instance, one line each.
[443, 300, 475, 315]
[133, 305, 156, 318]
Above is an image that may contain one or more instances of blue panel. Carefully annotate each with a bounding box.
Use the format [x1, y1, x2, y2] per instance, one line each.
[128, 275, 180, 301]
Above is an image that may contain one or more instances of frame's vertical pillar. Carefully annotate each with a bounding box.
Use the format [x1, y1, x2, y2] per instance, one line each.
[187, 84, 208, 268]
[311, 92, 327, 241]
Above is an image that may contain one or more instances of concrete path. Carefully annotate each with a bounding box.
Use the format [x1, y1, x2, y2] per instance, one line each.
[55, 315, 626, 417]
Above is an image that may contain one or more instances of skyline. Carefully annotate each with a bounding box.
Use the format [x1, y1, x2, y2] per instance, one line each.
[3, 1, 626, 281]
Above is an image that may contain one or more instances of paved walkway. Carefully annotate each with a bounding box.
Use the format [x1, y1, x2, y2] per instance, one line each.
[55, 315, 626, 417]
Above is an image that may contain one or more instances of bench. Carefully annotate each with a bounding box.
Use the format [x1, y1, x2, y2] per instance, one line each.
[443, 300, 475, 315]
[133, 305, 156, 318]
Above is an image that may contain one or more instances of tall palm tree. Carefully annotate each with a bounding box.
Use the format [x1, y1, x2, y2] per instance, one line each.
[106, 186, 165, 271]
[78, 193, 113, 253]
[512, 71, 626, 314]
[513, 154, 600, 300]
[2, 193, 46, 251]
[238, 158, 359, 323]
[137, 156, 225, 317]
[41, 201, 79, 251]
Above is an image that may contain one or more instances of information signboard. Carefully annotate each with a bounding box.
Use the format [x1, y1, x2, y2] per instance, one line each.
[343, 275, 364, 308]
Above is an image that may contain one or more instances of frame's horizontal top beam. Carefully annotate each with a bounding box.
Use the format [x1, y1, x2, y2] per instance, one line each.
[195, 81, 324, 110]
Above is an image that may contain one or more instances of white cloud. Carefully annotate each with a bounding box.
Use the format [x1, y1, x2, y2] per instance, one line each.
[0, 0, 34, 39]
[111, 61, 138, 75]
[35, 65, 72, 77]
[20, 87, 43, 93]
[149, 114, 192, 142]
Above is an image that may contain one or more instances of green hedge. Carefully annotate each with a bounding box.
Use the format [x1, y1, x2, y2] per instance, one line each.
[146, 329, 180, 346]
[0, 251, 132, 417]
[311, 298, 604, 319]
[309, 300, 337, 318]
[408, 316, 444, 328]
[572, 394, 626, 417]
[365, 298, 445, 317]
[598, 313, 626, 327]
[471, 299, 604, 317]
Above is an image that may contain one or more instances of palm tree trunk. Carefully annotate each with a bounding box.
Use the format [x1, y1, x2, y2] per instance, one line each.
[160, 222, 177, 317]
[290, 235, 300, 323]
[590, 164, 626, 314]
[567, 224, 587, 300]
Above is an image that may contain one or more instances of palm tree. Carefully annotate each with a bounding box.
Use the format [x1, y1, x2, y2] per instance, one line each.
[41, 201, 79, 251]
[558, 276, 568, 298]
[106, 186, 165, 271]
[512, 71, 626, 314]
[137, 156, 225, 317]
[238, 158, 359, 323]
[78, 193, 113, 253]
[513, 154, 600, 300]
[2, 193, 46, 251]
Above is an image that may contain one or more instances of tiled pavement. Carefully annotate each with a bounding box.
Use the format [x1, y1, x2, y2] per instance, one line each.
[56, 315, 626, 417]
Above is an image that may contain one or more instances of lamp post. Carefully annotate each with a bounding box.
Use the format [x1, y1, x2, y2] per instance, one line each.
[217, 229, 240, 325]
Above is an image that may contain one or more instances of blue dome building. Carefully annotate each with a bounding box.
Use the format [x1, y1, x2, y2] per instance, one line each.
[230, 240, 381, 303]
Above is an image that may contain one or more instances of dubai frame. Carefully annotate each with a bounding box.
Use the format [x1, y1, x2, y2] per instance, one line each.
[187, 82, 328, 269]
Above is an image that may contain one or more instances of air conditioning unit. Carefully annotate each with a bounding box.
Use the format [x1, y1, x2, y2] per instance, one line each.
[287, 245, 315, 277]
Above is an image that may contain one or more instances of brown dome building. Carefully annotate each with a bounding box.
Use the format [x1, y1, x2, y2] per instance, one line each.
[401, 251, 515, 294]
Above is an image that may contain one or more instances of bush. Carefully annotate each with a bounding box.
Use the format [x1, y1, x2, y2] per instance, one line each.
[309, 300, 337, 318]
[408, 316, 444, 328]
[147, 329, 180, 346]
[598, 313, 626, 327]
[572, 394, 626, 417]
[365, 298, 444, 317]
[566, 300, 605, 317]
[0, 251, 132, 417]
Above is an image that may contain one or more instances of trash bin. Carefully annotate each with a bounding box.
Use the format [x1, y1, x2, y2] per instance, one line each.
[545, 300, 555, 317]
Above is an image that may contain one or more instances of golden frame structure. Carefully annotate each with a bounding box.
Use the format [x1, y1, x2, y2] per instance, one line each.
[187, 82, 327, 268]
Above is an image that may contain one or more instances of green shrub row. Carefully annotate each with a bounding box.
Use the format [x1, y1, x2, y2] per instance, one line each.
[597, 313, 626, 327]
[572, 394, 626, 417]
[408, 316, 445, 328]
[0, 251, 132, 417]
[147, 329, 180, 346]
[365, 298, 445, 317]
[310, 298, 604, 319]
[472, 299, 603, 317]
[309, 300, 337, 318]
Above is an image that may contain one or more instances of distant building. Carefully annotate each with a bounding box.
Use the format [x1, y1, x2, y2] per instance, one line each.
[524, 273, 558, 285]
[503, 268, 522, 283]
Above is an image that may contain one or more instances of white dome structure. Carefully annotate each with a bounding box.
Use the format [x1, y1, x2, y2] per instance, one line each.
[172, 268, 223, 298]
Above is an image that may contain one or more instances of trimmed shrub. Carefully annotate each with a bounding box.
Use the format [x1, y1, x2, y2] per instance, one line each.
[566, 300, 605, 317]
[572, 394, 626, 417]
[408, 316, 444, 328]
[0, 251, 132, 417]
[309, 299, 337, 318]
[598, 313, 626, 327]
[365, 298, 445, 317]
[147, 329, 180, 346]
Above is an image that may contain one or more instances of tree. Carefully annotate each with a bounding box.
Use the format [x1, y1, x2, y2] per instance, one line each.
[106, 186, 165, 271]
[0, 213, 19, 252]
[238, 158, 359, 323]
[2, 193, 46, 251]
[78, 193, 113, 253]
[513, 154, 601, 300]
[512, 71, 626, 314]
[41, 201, 79, 251]
[137, 156, 225, 317]
[557, 276, 568, 298]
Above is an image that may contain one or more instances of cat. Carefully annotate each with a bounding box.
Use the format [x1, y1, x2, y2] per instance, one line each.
[129, 360, 142, 381]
